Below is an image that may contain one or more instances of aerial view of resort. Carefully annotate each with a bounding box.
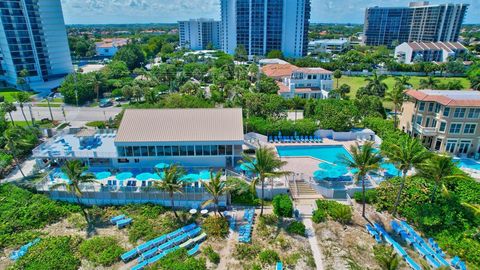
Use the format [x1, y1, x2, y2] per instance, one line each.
[0, 0, 480, 269]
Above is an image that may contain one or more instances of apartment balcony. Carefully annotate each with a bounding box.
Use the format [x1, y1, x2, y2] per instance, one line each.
[415, 126, 437, 136]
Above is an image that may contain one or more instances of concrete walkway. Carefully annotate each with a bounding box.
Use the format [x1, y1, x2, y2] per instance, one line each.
[2, 157, 36, 183]
[304, 218, 324, 270]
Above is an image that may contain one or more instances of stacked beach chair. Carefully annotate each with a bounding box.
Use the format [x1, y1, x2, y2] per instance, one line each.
[238, 208, 255, 243]
[110, 214, 133, 229]
[10, 238, 41, 261]
[120, 223, 207, 270]
[268, 135, 323, 144]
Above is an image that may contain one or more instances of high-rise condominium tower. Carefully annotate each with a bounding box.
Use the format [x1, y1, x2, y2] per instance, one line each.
[363, 2, 468, 47]
[220, 0, 311, 59]
[0, 0, 73, 90]
[178, 19, 221, 50]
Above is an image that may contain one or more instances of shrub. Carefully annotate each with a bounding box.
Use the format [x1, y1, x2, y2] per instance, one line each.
[315, 199, 352, 224]
[272, 194, 293, 218]
[353, 189, 378, 204]
[128, 217, 155, 243]
[226, 177, 259, 206]
[258, 249, 280, 265]
[312, 208, 327, 223]
[259, 213, 278, 226]
[85, 121, 106, 129]
[233, 244, 261, 260]
[202, 216, 229, 238]
[66, 213, 87, 230]
[203, 245, 220, 264]
[149, 248, 207, 270]
[79, 236, 124, 266]
[12, 236, 81, 270]
[286, 221, 306, 236]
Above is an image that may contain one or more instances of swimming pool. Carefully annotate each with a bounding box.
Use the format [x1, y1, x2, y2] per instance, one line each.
[456, 158, 480, 171]
[276, 145, 400, 177]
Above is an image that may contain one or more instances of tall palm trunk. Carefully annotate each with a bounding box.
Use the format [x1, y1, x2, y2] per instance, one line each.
[75, 195, 89, 223]
[361, 176, 366, 218]
[392, 169, 408, 217]
[8, 112, 15, 126]
[10, 143, 25, 178]
[393, 105, 398, 129]
[47, 99, 54, 122]
[260, 177, 265, 216]
[430, 181, 439, 203]
[19, 105, 30, 127]
[170, 191, 178, 218]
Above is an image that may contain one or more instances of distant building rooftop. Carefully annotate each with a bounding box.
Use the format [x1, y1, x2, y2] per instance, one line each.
[405, 90, 480, 107]
[402, 41, 466, 52]
[259, 58, 289, 65]
[309, 39, 349, 46]
[262, 63, 332, 78]
[115, 109, 244, 143]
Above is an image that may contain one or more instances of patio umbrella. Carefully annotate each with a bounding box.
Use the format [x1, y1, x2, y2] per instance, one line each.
[154, 163, 170, 169]
[182, 174, 200, 183]
[240, 162, 255, 171]
[95, 171, 111, 180]
[116, 172, 133, 181]
[199, 170, 216, 180]
[313, 170, 329, 179]
[381, 163, 399, 176]
[318, 162, 335, 170]
[151, 171, 165, 180]
[136, 173, 153, 181]
[55, 172, 69, 180]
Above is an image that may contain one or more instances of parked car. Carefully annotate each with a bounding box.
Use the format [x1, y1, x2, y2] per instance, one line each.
[99, 98, 113, 108]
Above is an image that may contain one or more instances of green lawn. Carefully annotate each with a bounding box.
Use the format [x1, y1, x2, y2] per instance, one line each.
[14, 120, 57, 129]
[34, 103, 62, 108]
[338, 76, 471, 98]
[0, 88, 35, 102]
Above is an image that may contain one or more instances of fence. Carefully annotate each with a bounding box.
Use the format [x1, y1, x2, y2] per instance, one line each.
[342, 70, 465, 77]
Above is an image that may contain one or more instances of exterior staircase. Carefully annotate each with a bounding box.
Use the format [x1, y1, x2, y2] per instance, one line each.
[289, 179, 322, 201]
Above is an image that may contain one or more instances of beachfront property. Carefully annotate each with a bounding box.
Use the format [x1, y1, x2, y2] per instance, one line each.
[308, 39, 350, 54]
[220, 0, 311, 58]
[0, 0, 73, 92]
[399, 90, 480, 158]
[363, 2, 468, 47]
[395, 42, 468, 64]
[261, 63, 333, 99]
[95, 38, 129, 57]
[178, 19, 220, 50]
[32, 108, 244, 206]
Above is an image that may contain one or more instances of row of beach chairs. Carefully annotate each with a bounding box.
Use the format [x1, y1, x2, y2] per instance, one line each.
[121, 223, 206, 270]
[239, 208, 255, 243]
[268, 135, 323, 144]
[392, 221, 466, 270]
[10, 238, 41, 261]
[110, 214, 133, 229]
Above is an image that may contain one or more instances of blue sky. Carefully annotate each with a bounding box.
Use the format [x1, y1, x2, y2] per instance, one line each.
[61, 0, 479, 25]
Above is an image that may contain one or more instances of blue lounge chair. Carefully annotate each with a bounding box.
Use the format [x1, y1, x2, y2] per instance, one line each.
[120, 249, 138, 262]
[365, 224, 382, 243]
[458, 261, 467, 270]
[158, 241, 173, 252]
[188, 227, 202, 238]
[187, 244, 200, 256]
[276, 261, 283, 270]
[131, 261, 148, 270]
[182, 223, 197, 233]
[268, 136, 273, 143]
[116, 218, 132, 229]
[450, 256, 460, 267]
[147, 252, 166, 265]
[274, 136, 279, 143]
[139, 247, 159, 262]
[405, 256, 422, 270]
[110, 214, 125, 224]
[166, 229, 183, 240]
[137, 241, 153, 253]
[150, 235, 167, 247]
[309, 136, 314, 142]
[425, 254, 441, 268]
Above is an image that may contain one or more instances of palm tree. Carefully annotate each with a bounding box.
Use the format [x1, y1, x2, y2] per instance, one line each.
[1, 101, 17, 126]
[333, 69, 342, 88]
[50, 160, 96, 223]
[241, 146, 289, 216]
[4, 128, 33, 178]
[247, 63, 259, 82]
[417, 155, 467, 203]
[340, 142, 382, 218]
[365, 72, 388, 97]
[90, 72, 104, 102]
[14, 92, 31, 127]
[201, 170, 230, 216]
[470, 76, 480, 91]
[152, 165, 185, 218]
[384, 136, 431, 217]
[16, 69, 29, 91]
[394, 76, 411, 89]
[384, 85, 405, 128]
[419, 76, 439, 89]
[373, 245, 400, 270]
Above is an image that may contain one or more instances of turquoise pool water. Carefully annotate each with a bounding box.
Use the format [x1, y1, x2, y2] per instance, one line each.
[456, 159, 480, 170]
[276, 145, 400, 177]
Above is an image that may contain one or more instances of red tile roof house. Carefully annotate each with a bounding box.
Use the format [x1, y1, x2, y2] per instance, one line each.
[261, 63, 334, 99]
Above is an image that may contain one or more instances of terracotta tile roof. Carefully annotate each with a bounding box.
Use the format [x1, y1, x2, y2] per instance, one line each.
[405, 90, 480, 107]
[276, 81, 290, 93]
[261, 64, 297, 78]
[405, 42, 466, 52]
[293, 67, 333, 75]
[115, 109, 244, 143]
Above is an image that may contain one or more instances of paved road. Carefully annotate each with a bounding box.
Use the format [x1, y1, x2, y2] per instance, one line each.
[8, 104, 122, 123]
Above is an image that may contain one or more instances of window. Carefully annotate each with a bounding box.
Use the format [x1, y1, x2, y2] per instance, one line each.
[418, 102, 425, 111]
[140, 146, 148, 156]
[218, 145, 226, 155]
[439, 122, 446, 132]
[187, 146, 195, 156]
[467, 108, 480, 118]
[132, 146, 141, 156]
[211, 145, 218, 155]
[117, 147, 126, 157]
[449, 123, 462, 134]
[416, 115, 423, 125]
[445, 140, 457, 153]
[125, 146, 133, 157]
[156, 146, 164, 156]
[171, 146, 179, 156]
[428, 103, 434, 112]
[195, 145, 202, 156]
[203, 145, 211, 156]
[431, 119, 437, 128]
[453, 108, 466, 118]
[425, 118, 430, 127]
[434, 103, 441, 113]
[179, 146, 187, 156]
[148, 146, 155, 156]
[464, 124, 476, 134]
[443, 107, 450, 117]
[164, 146, 172, 156]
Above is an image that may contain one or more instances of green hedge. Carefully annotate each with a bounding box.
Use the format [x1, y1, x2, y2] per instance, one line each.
[245, 117, 318, 136]
[272, 194, 293, 218]
[79, 236, 124, 266]
[202, 216, 229, 239]
[313, 199, 352, 224]
[149, 248, 207, 270]
[286, 221, 306, 236]
[353, 189, 378, 204]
